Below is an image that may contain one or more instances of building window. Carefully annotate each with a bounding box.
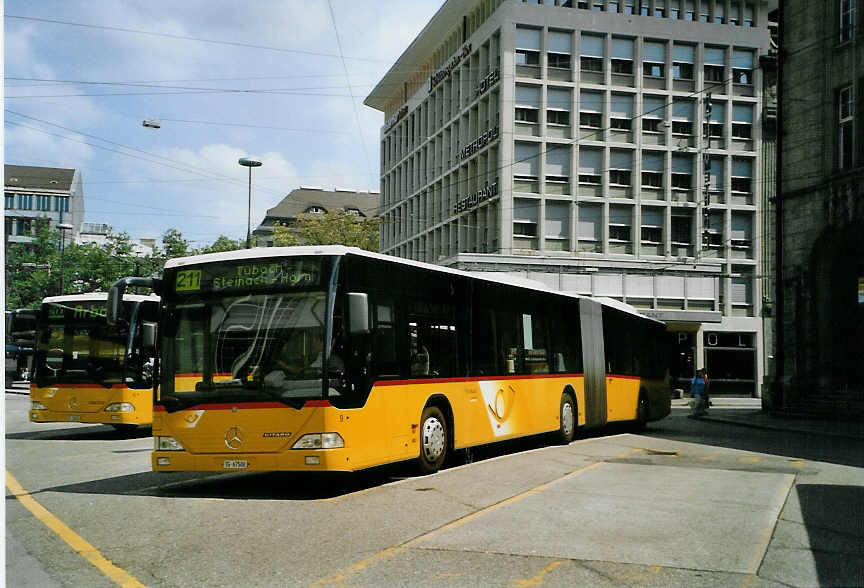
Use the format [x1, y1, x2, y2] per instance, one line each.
[743, 3, 755, 27]
[671, 210, 692, 245]
[610, 93, 633, 130]
[654, 0, 666, 17]
[515, 84, 540, 123]
[642, 152, 664, 187]
[623, 0, 634, 14]
[611, 37, 634, 74]
[609, 206, 632, 242]
[547, 87, 571, 126]
[704, 46, 726, 84]
[4, 194, 14, 209]
[733, 49, 754, 85]
[513, 222, 537, 236]
[639, 0, 650, 15]
[609, 150, 633, 186]
[707, 100, 725, 138]
[514, 142, 540, 192]
[17, 194, 32, 210]
[671, 153, 693, 189]
[699, 1, 710, 22]
[729, 3, 740, 26]
[643, 41, 666, 78]
[841, 0, 855, 42]
[672, 98, 694, 135]
[580, 33, 605, 72]
[579, 90, 603, 129]
[516, 27, 541, 67]
[839, 85, 855, 169]
[731, 212, 753, 252]
[548, 30, 572, 70]
[731, 158, 753, 193]
[673, 43, 695, 80]
[545, 145, 571, 187]
[641, 208, 664, 244]
[670, 0, 681, 19]
[17, 218, 33, 236]
[305, 206, 327, 214]
[643, 96, 666, 133]
[732, 103, 754, 138]
[713, 2, 725, 23]
[578, 148, 602, 184]
[684, 0, 695, 20]
[704, 211, 724, 248]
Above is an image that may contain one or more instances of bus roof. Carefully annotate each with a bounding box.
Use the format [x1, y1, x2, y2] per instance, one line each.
[42, 293, 160, 304]
[163, 246, 661, 324]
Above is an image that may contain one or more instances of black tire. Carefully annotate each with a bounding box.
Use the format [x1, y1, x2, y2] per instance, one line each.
[110, 423, 138, 433]
[418, 406, 447, 474]
[635, 394, 649, 431]
[556, 392, 577, 444]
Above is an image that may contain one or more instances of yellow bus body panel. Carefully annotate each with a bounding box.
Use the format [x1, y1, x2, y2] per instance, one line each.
[154, 375, 589, 473]
[29, 384, 153, 426]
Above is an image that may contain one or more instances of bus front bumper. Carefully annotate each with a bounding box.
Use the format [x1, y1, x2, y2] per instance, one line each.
[152, 449, 357, 473]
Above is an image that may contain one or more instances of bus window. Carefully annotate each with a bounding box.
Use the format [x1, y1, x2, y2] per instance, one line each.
[470, 308, 498, 376]
[522, 313, 549, 374]
[407, 300, 458, 378]
[496, 310, 521, 374]
[373, 296, 399, 377]
[549, 301, 582, 374]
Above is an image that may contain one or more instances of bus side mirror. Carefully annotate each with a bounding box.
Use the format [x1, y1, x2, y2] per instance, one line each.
[141, 322, 157, 351]
[347, 293, 369, 334]
[106, 284, 124, 327]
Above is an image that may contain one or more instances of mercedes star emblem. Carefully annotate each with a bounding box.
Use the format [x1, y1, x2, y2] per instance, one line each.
[224, 426, 245, 450]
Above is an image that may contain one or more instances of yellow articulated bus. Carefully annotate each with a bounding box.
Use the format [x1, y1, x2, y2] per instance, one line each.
[30, 293, 159, 431]
[107, 246, 670, 474]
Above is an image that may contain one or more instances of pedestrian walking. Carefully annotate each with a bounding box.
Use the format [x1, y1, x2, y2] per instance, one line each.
[689, 369, 709, 417]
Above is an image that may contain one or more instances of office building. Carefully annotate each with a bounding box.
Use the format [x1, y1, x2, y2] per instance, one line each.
[366, 0, 776, 395]
[4, 165, 84, 247]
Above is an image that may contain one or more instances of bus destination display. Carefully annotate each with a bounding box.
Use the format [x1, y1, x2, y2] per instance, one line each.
[174, 259, 322, 295]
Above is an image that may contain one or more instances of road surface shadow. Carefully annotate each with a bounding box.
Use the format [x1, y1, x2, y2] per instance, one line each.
[6, 426, 152, 441]
[649, 412, 864, 468]
[796, 484, 864, 586]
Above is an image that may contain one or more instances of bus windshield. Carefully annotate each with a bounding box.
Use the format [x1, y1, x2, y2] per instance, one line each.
[35, 302, 126, 387]
[160, 291, 333, 411]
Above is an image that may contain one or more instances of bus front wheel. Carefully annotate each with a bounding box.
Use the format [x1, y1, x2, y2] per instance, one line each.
[418, 406, 447, 474]
[556, 392, 577, 444]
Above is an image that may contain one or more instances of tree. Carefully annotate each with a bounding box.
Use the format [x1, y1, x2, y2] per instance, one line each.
[272, 212, 380, 251]
[198, 235, 244, 254]
[5, 218, 62, 309]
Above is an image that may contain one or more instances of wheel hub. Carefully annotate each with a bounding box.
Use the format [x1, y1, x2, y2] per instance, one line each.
[562, 400, 574, 435]
[422, 417, 445, 461]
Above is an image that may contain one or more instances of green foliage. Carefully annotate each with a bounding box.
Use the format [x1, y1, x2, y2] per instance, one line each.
[272, 212, 380, 251]
[4, 222, 244, 310]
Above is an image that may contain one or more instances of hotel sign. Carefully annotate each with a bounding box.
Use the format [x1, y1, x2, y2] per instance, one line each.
[453, 181, 499, 214]
[475, 69, 500, 97]
[384, 105, 408, 133]
[458, 126, 500, 161]
[429, 43, 472, 92]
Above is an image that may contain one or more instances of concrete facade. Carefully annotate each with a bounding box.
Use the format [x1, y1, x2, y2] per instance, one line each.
[4, 165, 85, 248]
[768, 1, 864, 415]
[366, 0, 776, 396]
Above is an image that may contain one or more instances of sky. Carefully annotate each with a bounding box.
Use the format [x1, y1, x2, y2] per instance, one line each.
[4, 1, 443, 248]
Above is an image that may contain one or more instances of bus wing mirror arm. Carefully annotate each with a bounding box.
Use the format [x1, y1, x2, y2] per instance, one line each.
[107, 277, 163, 327]
[347, 292, 370, 334]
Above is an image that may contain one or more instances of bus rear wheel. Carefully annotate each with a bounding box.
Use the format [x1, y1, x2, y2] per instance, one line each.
[556, 392, 577, 444]
[418, 406, 447, 474]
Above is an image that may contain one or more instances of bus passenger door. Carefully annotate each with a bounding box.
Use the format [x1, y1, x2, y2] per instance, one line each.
[579, 298, 607, 427]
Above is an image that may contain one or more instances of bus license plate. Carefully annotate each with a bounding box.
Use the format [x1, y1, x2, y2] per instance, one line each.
[223, 460, 248, 470]
[67, 415, 80, 422]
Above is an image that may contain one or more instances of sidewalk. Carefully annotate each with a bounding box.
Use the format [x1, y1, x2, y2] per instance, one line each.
[672, 396, 864, 441]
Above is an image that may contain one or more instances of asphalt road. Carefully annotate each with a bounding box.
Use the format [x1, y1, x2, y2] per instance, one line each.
[6, 391, 864, 587]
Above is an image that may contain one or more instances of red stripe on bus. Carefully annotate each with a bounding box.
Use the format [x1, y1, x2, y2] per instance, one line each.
[303, 399, 331, 408]
[33, 383, 128, 390]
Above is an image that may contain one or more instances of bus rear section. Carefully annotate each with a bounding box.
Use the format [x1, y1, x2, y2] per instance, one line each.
[29, 294, 158, 430]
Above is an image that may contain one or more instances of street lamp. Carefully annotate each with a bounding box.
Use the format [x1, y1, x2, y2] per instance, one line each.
[57, 223, 73, 295]
[238, 157, 262, 249]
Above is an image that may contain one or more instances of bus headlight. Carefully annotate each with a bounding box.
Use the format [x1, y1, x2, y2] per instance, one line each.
[292, 433, 344, 449]
[155, 436, 184, 451]
[104, 402, 135, 412]
[31, 401, 46, 410]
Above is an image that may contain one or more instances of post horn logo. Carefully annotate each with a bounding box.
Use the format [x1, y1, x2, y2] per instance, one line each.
[67, 396, 79, 410]
[487, 385, 516, 423]
[224, 426, 245, 450]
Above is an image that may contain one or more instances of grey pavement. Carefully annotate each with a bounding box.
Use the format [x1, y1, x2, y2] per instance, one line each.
[672, 396, 864, 441]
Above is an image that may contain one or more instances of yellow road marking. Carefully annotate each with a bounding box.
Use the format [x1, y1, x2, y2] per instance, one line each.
[311, 461, 607, 586]
[6, 471, 147, 588]
[514, 560, 565, 586]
